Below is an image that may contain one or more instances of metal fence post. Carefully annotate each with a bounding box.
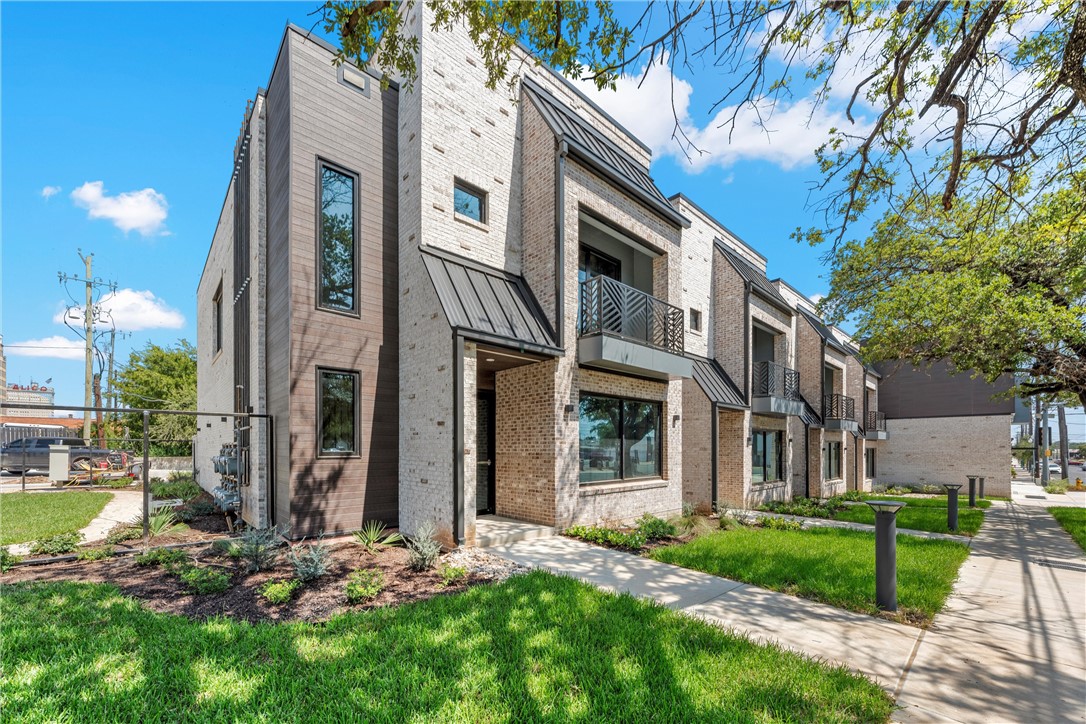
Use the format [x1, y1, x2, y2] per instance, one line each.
[142, 410, 150, 539]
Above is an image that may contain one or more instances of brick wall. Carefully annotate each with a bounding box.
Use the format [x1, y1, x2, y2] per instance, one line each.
[494, 359, 558, 525]
[717, 409, 749, 509]
[880, 414, 1012, 496]
[682, 379, 713, 510]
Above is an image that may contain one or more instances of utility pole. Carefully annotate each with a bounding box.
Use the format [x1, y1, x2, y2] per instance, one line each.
[1058, 403, 1070, 480]
[58, 250, 117, 443]
[1034, 396, 1042, 482]
[1041, 401, 1050, 485]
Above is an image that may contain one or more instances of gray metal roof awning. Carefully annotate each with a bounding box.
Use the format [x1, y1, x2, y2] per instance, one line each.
[800, 395, 823, 428]
[715, 241, 794, 316]
[689, 355, 747, 408]
[522, 76, 690, 229]
[421, 247, 562, 356]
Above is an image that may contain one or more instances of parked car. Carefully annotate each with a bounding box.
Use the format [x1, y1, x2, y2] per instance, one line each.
[1047, 462, 1065, 476]
[0, 437, 110, 474]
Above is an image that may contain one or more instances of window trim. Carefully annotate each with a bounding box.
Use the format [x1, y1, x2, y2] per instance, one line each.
[453, 178, 488, 225]
[315, 157, 361, 318]
[316, 367, 360, 458]
[751, 429, 784, 483]
[212, 281, 224, 354]
[578, 391, 663, 485]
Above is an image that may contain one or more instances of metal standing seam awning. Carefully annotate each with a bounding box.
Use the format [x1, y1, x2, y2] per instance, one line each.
[688, 355, 747, 409]
[420, 246, 562, 357]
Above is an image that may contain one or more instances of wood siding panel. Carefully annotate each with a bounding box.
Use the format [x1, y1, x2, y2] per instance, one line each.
[874, 360, 1016, 419]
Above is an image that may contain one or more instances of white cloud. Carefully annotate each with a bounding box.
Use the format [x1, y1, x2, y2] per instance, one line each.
[808, 293, 825, 305]
[41, 185, 61, 199]
[70, 181, 169, 236]
[53, 288, 185, 332]
[6, 336, 86, 360]
[582, 55, 866, 173]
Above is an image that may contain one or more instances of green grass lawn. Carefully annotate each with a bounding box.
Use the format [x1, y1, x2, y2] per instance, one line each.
[861, 495, 992, 509]
[651, 528, 969, 626]
[834, 502, 985, 536]
[0, 573, 893, 723]
[0, 491, 113, 545]
[1048, 507, 1086, 552]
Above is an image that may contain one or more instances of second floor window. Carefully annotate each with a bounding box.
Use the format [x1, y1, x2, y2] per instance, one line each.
[454, 180, 486, 223]
[689, 308, 702, 333]
[319, 164, 357, 313]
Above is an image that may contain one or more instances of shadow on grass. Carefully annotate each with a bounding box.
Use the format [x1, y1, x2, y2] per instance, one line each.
[1, 571, 893, 722]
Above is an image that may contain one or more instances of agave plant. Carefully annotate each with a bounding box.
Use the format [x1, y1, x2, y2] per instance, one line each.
[352, 520, 404, 554]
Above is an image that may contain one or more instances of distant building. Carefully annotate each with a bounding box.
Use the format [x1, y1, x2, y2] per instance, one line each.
[5, 382, 56, 418]
[873, 360, 1016, 496]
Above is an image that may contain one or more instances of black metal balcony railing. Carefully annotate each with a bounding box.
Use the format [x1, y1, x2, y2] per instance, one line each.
[824, 393, 856, 421]
[866, 410, 886, 431]
[753, 360, 800, 400]
[579, 275, 684, 355]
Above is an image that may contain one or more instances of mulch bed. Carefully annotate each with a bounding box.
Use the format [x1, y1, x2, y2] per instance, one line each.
[2, 541, 481, 623]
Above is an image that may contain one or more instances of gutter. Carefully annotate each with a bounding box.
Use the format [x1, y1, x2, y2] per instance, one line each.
[710, 403, 719, 512]
[452, 333, 466, 546]
[743, 281, 752, 402]
[555, 140, 568, 347]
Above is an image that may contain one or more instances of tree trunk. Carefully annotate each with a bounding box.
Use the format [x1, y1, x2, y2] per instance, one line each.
[1058, 404, 1070, 480]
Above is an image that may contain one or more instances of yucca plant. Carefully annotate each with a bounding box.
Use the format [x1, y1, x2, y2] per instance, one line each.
[131, 507, 179, 539]
[353, 520, 404, 554]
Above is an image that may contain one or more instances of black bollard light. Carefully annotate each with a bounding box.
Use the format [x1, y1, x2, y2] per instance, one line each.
[865, 500, 906, 612]
[967, 476, 977, 508]
[978, 476, 986, 499]
[943, 483, 962, 532]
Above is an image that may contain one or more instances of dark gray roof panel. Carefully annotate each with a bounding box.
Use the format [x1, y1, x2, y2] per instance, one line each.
[689, 356, 746, 408]
[797, 308, 852, 355]
[421, 247, 561, 355]
[522, 77, 690, 229]
[715, 240, 793, 314]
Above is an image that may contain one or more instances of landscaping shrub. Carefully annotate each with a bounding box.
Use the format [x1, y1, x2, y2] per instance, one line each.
[167, 471, 196, 483]
[77, 546, 115, 562]
[669, 503, 715, 537]
[28, 532, 83, 556]
[636, 513, 677, 541]
[186, 500, 219, 517]
[105, 525, 143, 545]
[0, 547, 20, 572]
[102, 477, 135, 489]
[260, 579, 301, 604]
[211, 539, 242, 558]
[565, 525, 646, 551]
[885, 485, 912, 495]
[180, 566, 231, 595]
[405, 521, 442, 571]
[353, 520, 404, 554]
[758, 516, 804, 531]
[758, 498, 843, 519]
[1045, 479, 1070, 494]
[839, 490, 866, 502]
[135, 547, 188, 570]
[440, 564, 468, 587]
[237, 526, 285, 573]
[920, 484, 943, 494]
[345, 568, 385, 602]
[287, 538, 330, 582]
[150, 480, 202, 501]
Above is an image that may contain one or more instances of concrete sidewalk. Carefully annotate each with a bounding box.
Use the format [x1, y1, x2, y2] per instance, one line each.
[6, 489, 144, 555]
[490, 502, 1086, 722]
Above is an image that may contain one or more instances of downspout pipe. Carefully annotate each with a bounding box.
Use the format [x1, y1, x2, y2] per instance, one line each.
[803, 423, 810, 498]
[554, 140, 569, 348]
[710, 403, 718, 512]
[453, 333, 466, 546]
[743, 281, 752, 402]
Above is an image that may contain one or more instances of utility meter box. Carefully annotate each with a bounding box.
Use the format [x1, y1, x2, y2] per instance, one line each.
[49, 444, 70, 482]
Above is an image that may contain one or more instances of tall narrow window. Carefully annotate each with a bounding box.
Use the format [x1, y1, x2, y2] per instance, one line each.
[319, 164, 357, 313]
[453, 179, 486, 223]
[752, 430, 783, 483]
[212, 283, 223, 353]
[823, 441, 842, 479]
[318, 369, 358, 456]
[865, 448, 876, 478]
[579, 394, 661, 483]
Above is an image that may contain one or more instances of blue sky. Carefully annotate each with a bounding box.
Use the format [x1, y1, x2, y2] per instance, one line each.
[2, 2, 1082, 437]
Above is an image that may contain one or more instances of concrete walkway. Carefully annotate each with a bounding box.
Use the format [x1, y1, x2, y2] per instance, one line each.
[6, 489, 144, 555]
[489, 502, 1086, 722]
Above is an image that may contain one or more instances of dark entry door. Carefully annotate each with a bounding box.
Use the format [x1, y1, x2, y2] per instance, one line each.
[476, 391, 496, 514]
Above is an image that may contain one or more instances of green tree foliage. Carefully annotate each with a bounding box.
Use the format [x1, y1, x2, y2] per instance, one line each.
[113, 340, 197, 454]
[824, 176, 1086, 406]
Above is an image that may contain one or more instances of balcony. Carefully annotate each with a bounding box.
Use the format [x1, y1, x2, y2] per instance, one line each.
[824, 393, 859, 433]
[865, 410, 888, 440]
[751, 360, 803, 416]
[578, 275, 691, 380]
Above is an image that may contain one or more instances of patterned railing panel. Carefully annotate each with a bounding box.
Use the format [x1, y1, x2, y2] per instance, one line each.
[824, 393, 856, 421]
[752, 360, 801, 400]
[579, 276, 684, 355]
[866, 410, 886, 431]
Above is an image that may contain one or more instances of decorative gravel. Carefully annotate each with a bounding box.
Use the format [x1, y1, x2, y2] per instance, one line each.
[442, 547, 529, 582]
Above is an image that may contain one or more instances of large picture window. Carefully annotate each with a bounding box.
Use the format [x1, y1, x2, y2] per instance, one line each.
[319, 163, 357, 313]
[578, 394, 661, 483]
[318, 368, 357, 456]
[752, 430, 783, 483]
[823, 441, 842, 479]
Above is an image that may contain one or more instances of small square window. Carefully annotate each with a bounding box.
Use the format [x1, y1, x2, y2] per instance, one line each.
[454, 180, 486, 223]
[689, 308, 702, 333]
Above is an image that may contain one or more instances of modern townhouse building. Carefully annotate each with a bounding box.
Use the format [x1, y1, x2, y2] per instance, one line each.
[197, 14, 915, 545]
